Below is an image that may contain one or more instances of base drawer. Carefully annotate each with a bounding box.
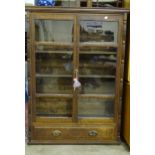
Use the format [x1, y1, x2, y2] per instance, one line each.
[31, 125, 116, 142]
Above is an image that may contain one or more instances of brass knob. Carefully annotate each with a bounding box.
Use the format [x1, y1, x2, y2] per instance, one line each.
[88, 130, 98, 136]
[52, 130, 62, 137]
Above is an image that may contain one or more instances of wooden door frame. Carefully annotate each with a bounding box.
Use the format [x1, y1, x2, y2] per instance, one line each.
[29, 13, 77, 123]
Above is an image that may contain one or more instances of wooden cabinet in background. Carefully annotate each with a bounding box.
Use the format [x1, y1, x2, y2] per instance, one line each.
[122, 0, 130, 146]
[26, 6, 129, 144]
[122, 81, 130, 146]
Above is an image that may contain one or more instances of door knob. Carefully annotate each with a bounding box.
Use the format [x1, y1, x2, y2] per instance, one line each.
[73, 69, 81, 90]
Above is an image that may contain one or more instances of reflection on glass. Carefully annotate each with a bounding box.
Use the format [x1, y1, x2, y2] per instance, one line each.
[36, 77, 72, 94]
[78, 98, 114, 117]
[79, 54, 116, 76]
[36, 97, 72, 117]
[80, 20, 118, 44]
[79, 78, 115, 94]
[35, 20, 73, 42]
[36, 53, 73, 75]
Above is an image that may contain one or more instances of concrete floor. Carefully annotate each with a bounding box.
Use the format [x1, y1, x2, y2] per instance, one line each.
[25, 143, 130, 155]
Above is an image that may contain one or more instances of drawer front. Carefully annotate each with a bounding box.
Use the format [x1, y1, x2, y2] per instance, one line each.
[32, 125, 116, 141]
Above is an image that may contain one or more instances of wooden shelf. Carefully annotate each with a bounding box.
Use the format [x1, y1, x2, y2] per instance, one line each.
[36, 74, 115, 79]
[36, 50, 116, 55]
[80, 51, 117, 55]
[79, 94, 115, 99]
[35, 42, 73, 48]
[36, 114, 72, 117]
[35, 94, 115, 99]
[78, 114, 114, 118]
[79, 42, 118, 48]
[36, 50, 73, 54]
[79, 63, 116, 68]
[79, 75, 115, 78]
[25, 6, 129, 14]
[36, 94, 73, 98]
[36, 74, 72, 78]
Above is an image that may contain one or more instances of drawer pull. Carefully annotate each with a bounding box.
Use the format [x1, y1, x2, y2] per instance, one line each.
[88, 130, 98, 136]
[52, 130, 62, 137]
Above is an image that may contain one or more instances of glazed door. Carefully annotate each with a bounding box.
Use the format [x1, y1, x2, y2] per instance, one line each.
[75, 15, 123, 122]
[30, 14, 76, 119]
[30, 13, 123, 123]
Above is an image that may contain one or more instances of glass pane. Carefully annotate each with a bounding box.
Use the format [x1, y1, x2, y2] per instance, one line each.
[79, 78, 115, 94]
[36, 52, 73, 75]
[79, 53, 116, 76]
[78, 98, 114, 117]
[35, 20, 73, 42]
[79, 50, 116, 94]
[36, 77, 72, 94]
[36, 97, 72, 117]
[80, 20, 118, 44]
